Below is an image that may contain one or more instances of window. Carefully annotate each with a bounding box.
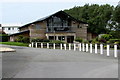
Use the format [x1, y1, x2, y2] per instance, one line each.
[8, 27, 10, 30]
[12, 27, 14, 30]
[77, 24, 82, 28]
[49, 36, 56, 40]
[58, 36, 65, 41]
[35, 24, 41, 30]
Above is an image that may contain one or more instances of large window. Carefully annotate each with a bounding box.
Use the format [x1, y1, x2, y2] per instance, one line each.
[58, 36, 65, 41]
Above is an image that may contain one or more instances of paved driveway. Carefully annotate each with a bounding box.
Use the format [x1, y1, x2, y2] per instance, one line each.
[2, 45, 118, 78]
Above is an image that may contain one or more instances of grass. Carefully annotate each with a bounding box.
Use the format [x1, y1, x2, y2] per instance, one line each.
[0, 42, 29, 47]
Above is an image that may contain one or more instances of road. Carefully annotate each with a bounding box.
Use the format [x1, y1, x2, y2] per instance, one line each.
[1, 45, 118, 78]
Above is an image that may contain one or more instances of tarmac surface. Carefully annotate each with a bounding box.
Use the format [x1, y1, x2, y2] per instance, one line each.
[1, 45, 119, 78]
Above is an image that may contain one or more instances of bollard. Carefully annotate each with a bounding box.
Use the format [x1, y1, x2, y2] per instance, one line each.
[47, 43, 49, 49]
[35, 42, 38, 48]
[86, 44, 88, 52]
[82, 43, 85, 51]
[41, 43, 43, 48]
[53, 43, 55, 49]
[90, 43, 92, 53]
[79, 43, 81, 51]
[74, 44, 76, 51]
[31, 42, 34, 47]
[69, 43, 71, 50]
[95, 44, 97, 54]
[100, 44, 103, 55]
[114, 45, 117, 58]
[60, 44, 62, 50]
[29, 44, 31, 47]
[64, 44, 67, 50]
[107, 44, 110, 56]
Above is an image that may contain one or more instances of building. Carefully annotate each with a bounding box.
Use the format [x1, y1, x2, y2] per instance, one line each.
[1, 25, 20, 34]
[10, 11, 89, 43]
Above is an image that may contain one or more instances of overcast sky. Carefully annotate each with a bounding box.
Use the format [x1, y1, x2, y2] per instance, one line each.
[1, 0, 120, 26]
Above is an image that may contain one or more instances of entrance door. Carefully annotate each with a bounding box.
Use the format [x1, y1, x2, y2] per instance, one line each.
[67, 36, 74, 43]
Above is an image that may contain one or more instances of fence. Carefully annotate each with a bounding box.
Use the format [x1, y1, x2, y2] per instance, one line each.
[29, 42, 118, 58]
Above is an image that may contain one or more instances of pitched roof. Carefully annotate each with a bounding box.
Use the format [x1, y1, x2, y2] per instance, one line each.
[19, 11, 87, 29]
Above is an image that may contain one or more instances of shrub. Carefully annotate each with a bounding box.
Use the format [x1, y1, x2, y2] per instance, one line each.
[15, 35, 30, 43]
[0, 34, 9, 42]
[75, 37, 83, 42]
[50, 40, 64, 44]
[100, 34, 112, 41]
[31, 38, 50, 42]
[109, 39, 120, 44]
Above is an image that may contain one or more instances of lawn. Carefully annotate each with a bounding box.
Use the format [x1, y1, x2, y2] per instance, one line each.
[0, 42, 29, 47]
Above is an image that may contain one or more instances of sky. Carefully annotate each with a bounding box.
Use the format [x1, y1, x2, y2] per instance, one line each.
[1, 0, 120, 26]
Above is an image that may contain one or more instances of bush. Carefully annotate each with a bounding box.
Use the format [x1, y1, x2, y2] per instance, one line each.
[15, 35, 30, 43]
[109, 39, 120, 44]
[50, 40, 64, 44]
[31, 38, 50, 42]
[100, 34, 112, 41]
[75, 37, 83, 42]
[0, 34, 8, 42]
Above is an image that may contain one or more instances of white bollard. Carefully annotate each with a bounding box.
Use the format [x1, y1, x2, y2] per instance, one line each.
[69, 43, 71, 50]
[64, 44, 67, 50]
[74, 44, 76, 51]
[53, 43, 55, 49]
[60, 44, 62, 50]
[107, 44, 110, 56]
[86, 44, 88, 52]
[95, 44, 97, 54]
[47, 43, 49, 49]
[29, 44, 31, 47]
[82, 43, 85, 51]
[31, 42, 34, 47]
[100, 44, 103, 55]
[41, 43, 43, 48]
[79, 43, 81, 51]
[114, 45, 117, 58]
[90, 43, 92, 53]
[35, 42, 38, 48]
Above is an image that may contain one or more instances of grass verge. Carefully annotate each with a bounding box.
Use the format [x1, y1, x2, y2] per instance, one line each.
[0, 42, 29, 47]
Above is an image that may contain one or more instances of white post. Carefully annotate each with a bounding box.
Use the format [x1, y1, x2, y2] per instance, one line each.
[60, 43, 62, 50]
[86, 44, 88, 52]
[35, 42, 37, 48]
[74, 43, 76, 51]
[32, 42, 34, 47]
[114, 45, 117, 58]
[90, 43, 92, 53]
[69, 43, 71, 50]
[64, 44, 66, 50]
[107, 44, 110, 56]
[29, 44, 31, 47]
[53, 43, 55, 49]
[100, 44, 103, 55]
[47, 43, 49, 49]
[79, 43, 81, 51]
[82, 43, 85, 51]
[41, 43, 43, 48]
[95, 44, 97, 54]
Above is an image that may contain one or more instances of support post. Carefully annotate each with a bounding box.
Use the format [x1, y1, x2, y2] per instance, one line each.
[79, 43, 81, 51]
[82, 43, 85, 51]
[31, 42, 34, 47]
[90, 43, 92, 53]
[86, 43, 88, 52]
[53, 43, 55, 49]
[41, 43, 43, 48]
[100, 44, 103, 55]
[35, 42, 37, 48]
[47, 43, 49, 49]
[107, 44, 110, 56]
[74, 43, 76, 51]
[95, 44, 97, 54]
[69, 43, 71, 50]
[60, 44, 62, 50]
[114, 45, 117, 58]
[64, 44, 66, 50]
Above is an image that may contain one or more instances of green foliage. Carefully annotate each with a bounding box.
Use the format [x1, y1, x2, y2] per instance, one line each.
[15, 35, 30, 43]
[50, 40, 64, 44]
[64, 4, 113, 34]
[0, 34, 8, 42]
[31, 38, 50, 42]
[75, 37, 83, 42]
[0, 42, 28, 47]
[109, 39, 120, 44]
[100, 34, 112, 41]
